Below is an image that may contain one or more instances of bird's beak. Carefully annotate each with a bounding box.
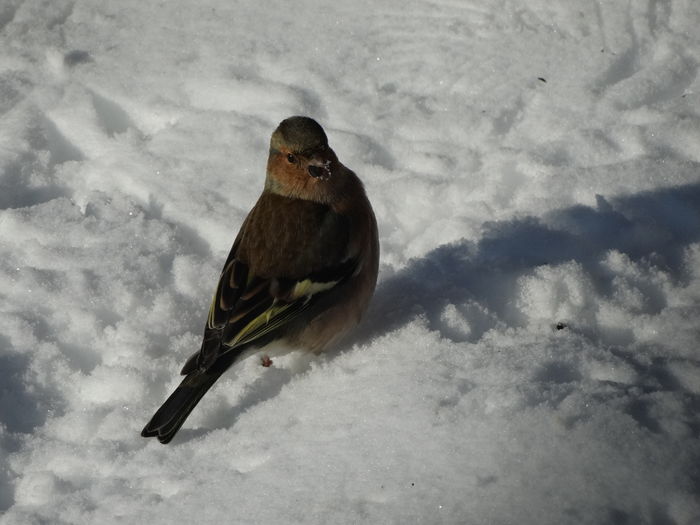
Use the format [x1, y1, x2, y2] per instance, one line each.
[307, 157, 332, 180]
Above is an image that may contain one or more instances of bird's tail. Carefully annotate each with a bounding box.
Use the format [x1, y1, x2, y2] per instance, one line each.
[141, 369, 224, 444]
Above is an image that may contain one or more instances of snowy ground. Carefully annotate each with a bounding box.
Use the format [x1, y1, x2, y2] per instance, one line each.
[1, 0, 700, 523]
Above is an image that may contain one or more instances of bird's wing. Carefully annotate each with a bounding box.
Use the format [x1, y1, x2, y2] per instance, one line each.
[186, 254, 358, 373]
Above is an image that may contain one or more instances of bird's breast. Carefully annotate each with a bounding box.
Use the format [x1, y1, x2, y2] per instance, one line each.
[236, 192, 350, 279]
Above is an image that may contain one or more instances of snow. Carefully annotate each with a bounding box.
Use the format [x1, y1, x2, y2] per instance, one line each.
[1, 0, 700, 523]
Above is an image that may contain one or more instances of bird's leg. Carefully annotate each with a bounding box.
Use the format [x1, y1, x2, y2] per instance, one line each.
[261, 355, 273, 367]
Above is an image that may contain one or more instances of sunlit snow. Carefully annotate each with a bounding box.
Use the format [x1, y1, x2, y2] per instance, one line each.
[1, 1, 699, 524]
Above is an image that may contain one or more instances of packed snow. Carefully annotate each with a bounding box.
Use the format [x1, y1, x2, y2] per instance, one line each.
[1, 0, 700, 523]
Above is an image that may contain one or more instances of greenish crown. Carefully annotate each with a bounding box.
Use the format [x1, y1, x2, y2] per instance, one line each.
[271, 116, 328, 154]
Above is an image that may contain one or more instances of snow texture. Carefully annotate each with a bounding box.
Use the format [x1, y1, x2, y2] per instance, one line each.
[1, 0, 700, 524]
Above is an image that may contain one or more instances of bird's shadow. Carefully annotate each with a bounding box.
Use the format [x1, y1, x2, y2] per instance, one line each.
[353, 181, 700, 345]
[172, 181, 700, 443]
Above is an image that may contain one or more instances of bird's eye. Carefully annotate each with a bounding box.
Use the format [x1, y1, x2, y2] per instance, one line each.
[286, 154, 296, 164]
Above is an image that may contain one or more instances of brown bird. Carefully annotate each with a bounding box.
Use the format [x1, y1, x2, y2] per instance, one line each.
[141, 116, 379, 444]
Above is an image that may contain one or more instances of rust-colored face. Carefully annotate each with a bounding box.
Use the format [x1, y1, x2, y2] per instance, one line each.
[266, 143, 338, 202]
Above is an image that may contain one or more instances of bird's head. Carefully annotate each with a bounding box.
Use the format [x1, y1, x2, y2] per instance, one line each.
[266, 116, 342, 203]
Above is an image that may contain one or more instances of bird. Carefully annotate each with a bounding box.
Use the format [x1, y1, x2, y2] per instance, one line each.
[141, 116, 379, 444]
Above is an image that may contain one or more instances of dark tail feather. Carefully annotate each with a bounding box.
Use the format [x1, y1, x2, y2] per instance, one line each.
[141, 369, 223, 444]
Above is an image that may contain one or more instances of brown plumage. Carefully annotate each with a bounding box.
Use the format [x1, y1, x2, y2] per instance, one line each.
[141, 116, 379, 444]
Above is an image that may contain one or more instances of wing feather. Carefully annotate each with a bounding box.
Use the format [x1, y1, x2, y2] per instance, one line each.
[198, 257, 358, 368]
[195, 194, 359, 372]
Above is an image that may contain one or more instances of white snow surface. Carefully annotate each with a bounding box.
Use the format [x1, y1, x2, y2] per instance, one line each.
[1, 1, 700, 523]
